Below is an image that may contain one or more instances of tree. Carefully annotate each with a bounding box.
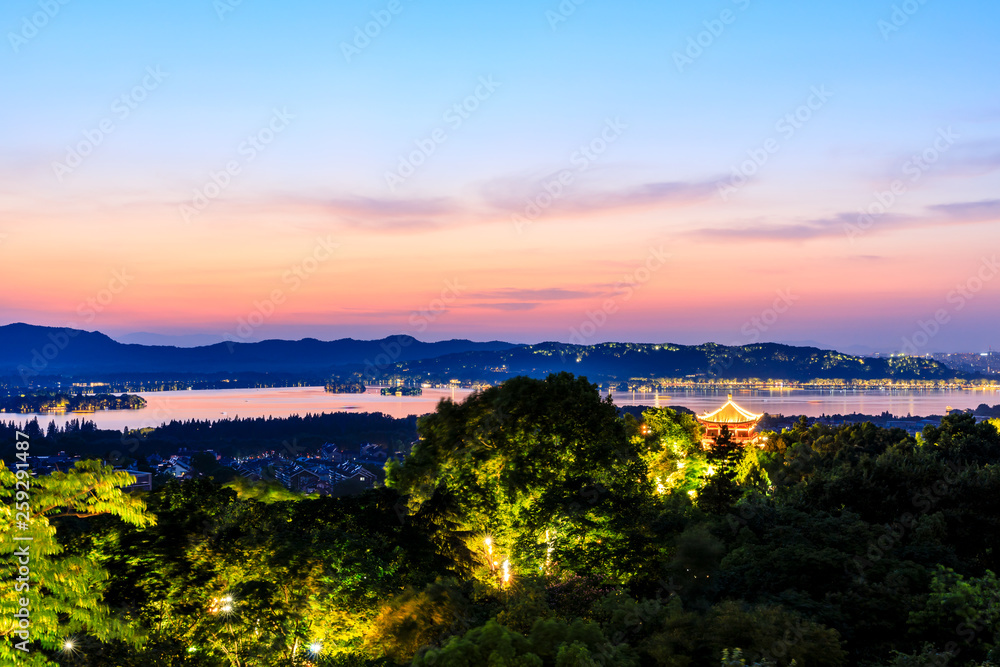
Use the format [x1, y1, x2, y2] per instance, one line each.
[387, 373, 654, 584]
[922, 413, 1000, 465]
[413, 617, 639, 667]
[367, 578, 471, 663]
[0, 460, 154, 665]
[635, 407, 704, 495]
[698, 427, 745, 514]
[905, 565, 1000, 662]
[95, 483, 442, 664]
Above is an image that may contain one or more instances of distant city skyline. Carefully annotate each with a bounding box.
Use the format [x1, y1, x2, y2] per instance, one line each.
[2, 0, 998, 353]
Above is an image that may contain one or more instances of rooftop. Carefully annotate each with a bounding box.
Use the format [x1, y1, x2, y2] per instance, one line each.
[697, 394, 762, 424]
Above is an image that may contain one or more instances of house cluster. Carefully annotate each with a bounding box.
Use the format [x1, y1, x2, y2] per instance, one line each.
[20, 453, 153, 492]
[232, 442, 382, 493]
[143, 450, 226, 480]
[111, 441, 387, 494]
[23, 452, 83, 475]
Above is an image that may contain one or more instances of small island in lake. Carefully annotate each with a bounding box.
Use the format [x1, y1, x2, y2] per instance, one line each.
[324, 380, 366, 394]
[0, 392, 146, 414]
[380, 386, 422, 397]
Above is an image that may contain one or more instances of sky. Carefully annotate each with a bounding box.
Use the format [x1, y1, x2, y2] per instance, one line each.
[1, 0, 998, 353]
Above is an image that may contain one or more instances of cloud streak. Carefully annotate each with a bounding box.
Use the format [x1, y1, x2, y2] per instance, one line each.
[687, 199, 1000, 242]
[482, 176, 718, 218]
[467, 288, 600, 301]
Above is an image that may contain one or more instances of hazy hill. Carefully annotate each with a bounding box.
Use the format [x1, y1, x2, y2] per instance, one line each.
[0, 323, 516, 377]
[0, 324, 964, 383]
[387, 341, 962, 383]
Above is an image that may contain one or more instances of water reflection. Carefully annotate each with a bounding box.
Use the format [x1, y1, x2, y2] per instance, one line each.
[2, 385, 997, 430]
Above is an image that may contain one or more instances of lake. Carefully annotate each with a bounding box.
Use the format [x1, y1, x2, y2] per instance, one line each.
[2, 385, 999, 430]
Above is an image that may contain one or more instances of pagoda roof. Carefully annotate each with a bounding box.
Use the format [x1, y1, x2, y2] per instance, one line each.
[697, 394, 762, 424]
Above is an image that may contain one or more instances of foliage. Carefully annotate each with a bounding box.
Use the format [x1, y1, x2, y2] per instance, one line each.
[0, 460, 153, 665]
[387, 373, 655, 584]
[325, 380, 367, 394]
[0, 410, 419, 461]
[698, 427, 746, 514]
[905, 566, 1000, 661]
[0, 391, 146, 414]
[368, 578, 471, 663]
[412, 616, 639, 667]
[224, 476, 303, 503]
[15, 378, 1000, 666]
[634, 407, 705, 495]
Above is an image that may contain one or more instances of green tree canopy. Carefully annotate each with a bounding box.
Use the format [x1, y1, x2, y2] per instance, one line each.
[386, 373, 654, 584]
[0, 460, 154, 665]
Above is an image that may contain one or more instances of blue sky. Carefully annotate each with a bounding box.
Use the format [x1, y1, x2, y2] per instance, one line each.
[1, 0, 998, 352]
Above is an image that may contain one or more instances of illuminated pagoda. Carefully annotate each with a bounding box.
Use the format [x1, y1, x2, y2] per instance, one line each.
[697, 394, 763, 446]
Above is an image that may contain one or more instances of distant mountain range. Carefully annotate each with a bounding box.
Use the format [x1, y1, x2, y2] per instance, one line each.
[0, 323, 966, 383]
[0, 323, 515, 378]
[385, 341, 964, 383]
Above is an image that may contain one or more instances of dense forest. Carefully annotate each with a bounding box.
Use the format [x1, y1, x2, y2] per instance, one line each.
[0, 411, 418, 463]
[5, 373, 1000, 665]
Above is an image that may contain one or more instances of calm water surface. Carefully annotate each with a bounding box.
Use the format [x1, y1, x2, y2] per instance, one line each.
[4, 386, 999, 430]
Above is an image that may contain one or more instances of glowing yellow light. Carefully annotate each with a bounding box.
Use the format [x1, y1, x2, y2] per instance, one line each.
[502, 559, 510, 585]
[208, 595, 236, 615]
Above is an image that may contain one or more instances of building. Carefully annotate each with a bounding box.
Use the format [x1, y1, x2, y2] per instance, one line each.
[334, 462, 378, 486]
[274, 465, 321, 492]
[164, 460, 194, 479]
[121, 469, 153, 492]
[320, 442, 345, 463]
[696, 394, 763, 445]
